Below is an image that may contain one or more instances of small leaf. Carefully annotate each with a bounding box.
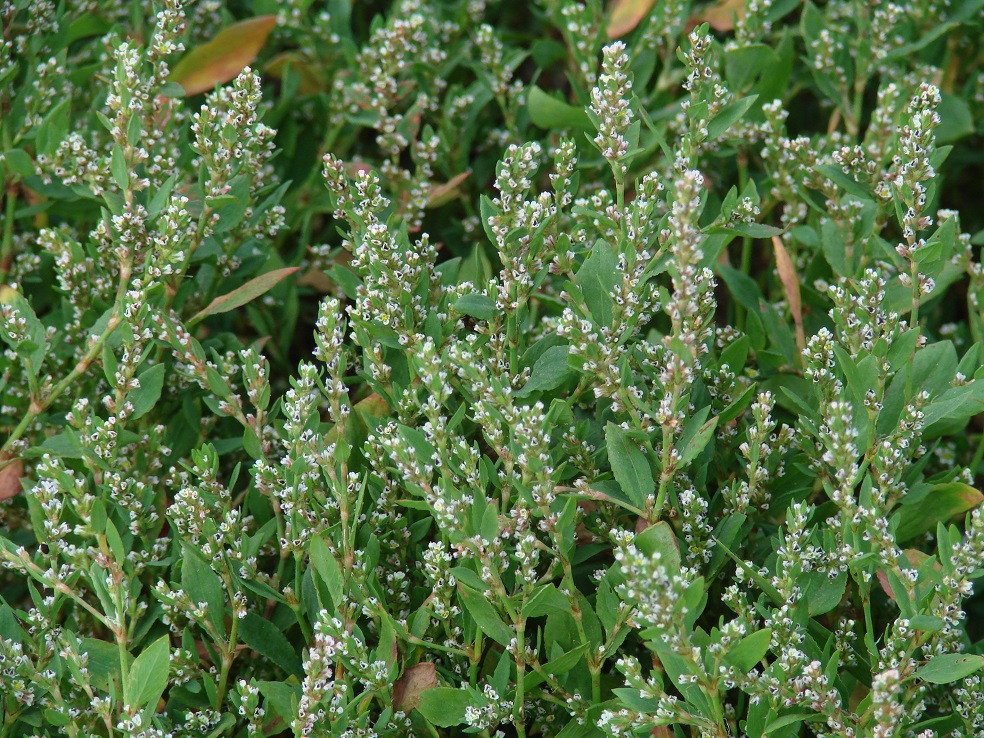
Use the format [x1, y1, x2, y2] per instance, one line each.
[127, 635, 170, 710]
[527, 86, 592, 130]
[606, 423, 654, 508]
[169, 16, 277, 96]
[393, 663, 439, 712]
[916, 653, 984, 684]
[189, 267, 298, 325]
[607, 0, 656, 38]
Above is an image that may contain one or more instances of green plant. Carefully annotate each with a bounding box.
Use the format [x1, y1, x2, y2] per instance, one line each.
[2, 1, 984, 737]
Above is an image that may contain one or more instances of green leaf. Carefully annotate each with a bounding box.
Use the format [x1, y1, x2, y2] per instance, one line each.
[894, 482, 984, 542]
[725, 44, 778, 91]
[804, 571, 847, 616]
[576, 241, 618, 326]
[170, 16, 277, 96]
[453, 293, 497, 321]
[522, 584, 572, 618]
[189, 267, 298, 325]
[416, 687, 478, 727]
[239, 612, 303, 676]
[81, 638, 123, 691]
[256, 680, 301, 722]
[605, 422, 654, 508]
[517, 345, 573, 396]
[309, 534, 344, 609]
[765, 713, 825, 733]
[458, 584, 513, 646]
[2, 149, 35, 178]
[0, 285, 47, 367]
[717, 264, 763, 312]
[111, 144, 128, 190]
[527, 86, 591, 130]
[635, 521, 681, 574]
[182, 548, 226, 637]
[915, 653, 984, 684]
[725, 628, 772, 672]
[706, 94, 758, 141]
[127, 635, 170, 710]
[128, 363, 166, 420]
[678, 411, 718, 465]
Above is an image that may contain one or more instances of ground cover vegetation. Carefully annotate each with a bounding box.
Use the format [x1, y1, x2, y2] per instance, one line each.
[2, 0, 984, 736]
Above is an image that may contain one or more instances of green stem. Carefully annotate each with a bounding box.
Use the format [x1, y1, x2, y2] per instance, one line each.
[0, 255, 130, 461]
[514, 616, 527, 738]
[216, 602, 240, 708]
[0, 180, 16, 283]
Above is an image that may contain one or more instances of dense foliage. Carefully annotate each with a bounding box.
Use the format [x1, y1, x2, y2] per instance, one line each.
[2, 0, 984, 736]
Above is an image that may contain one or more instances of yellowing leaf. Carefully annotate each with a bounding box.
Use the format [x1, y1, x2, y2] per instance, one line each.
[170, 16, 277, 96]
[773, 236, 806, 359]
[189, 267, 298, 325]
[607, 0, 657, 38]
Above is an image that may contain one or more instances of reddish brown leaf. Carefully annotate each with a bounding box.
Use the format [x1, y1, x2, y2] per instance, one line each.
[427, 171, 471, 208]
[773, 236, 806, 360]
[170, 16, 277, 96]
[393, 662, 438, 712]
[0, 457, 24, 501]
[607, 0, 657, 38]
[877, 550, 937, 601]
[693, 0, 746, 32]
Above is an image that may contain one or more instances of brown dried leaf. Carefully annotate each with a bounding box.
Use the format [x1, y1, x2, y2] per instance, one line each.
[170, 16, 277, 96]
[772, 236, 806, 359]
[0, 457, 24, 501]
[392, 662, 438, 712]
[693, 0, 746, 32]
[607, 0, 657, 38]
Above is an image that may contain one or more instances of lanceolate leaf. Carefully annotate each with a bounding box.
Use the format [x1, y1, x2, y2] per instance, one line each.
[606, 423, 655, 508]
[170, 16, 277, 96]
[189, 267, 298, 325]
